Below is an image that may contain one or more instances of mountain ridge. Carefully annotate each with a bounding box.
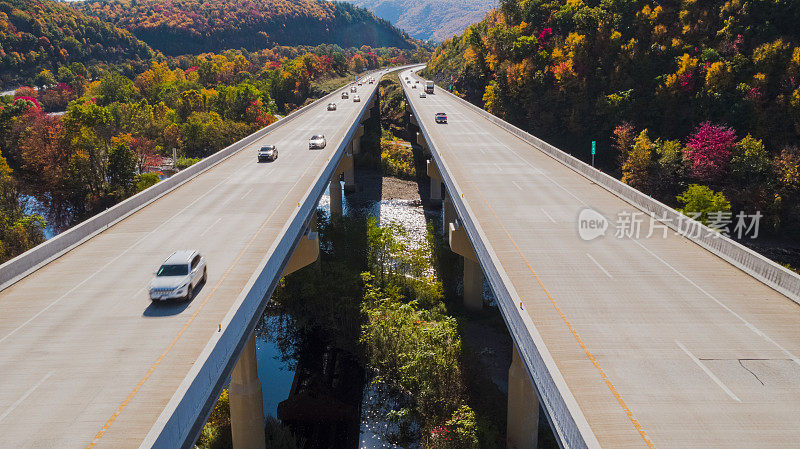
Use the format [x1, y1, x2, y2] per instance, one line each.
[338, 0, 497, 42]
[76, 0, 418, 55]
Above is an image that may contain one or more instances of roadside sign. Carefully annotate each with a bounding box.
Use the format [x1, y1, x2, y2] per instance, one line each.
[591, 141, 596, 168]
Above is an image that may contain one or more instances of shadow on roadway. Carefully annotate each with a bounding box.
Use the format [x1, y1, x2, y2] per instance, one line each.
[142, 279, 206, 317]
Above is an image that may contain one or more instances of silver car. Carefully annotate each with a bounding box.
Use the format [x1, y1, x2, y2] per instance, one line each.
[309, 134, 327, 149]
[149, 250, 207, 301]
[258, 145, 278, 162]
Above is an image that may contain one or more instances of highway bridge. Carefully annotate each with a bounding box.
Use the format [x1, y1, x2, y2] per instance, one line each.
[401, 67, 800, 448]
[0, 68, 388, 449]
[1, 62, 800, 449]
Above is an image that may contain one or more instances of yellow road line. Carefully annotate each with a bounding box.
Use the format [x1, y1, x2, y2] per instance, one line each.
[86, 124, 335, 448]
[440, 126, 656, 448]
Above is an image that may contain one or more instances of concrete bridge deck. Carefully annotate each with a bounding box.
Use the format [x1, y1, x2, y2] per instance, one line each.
[403, 68, 800, 448]
[0, 70, 385, 448]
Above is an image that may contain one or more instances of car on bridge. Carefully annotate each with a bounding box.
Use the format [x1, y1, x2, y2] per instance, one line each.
[419, 92, 427, 98]
[148, 250, 207, 302]
[350, 86, 357, 93]
[435, 113, 447, 124]
[257, 145, 278, 162]
[341, 92, 349, 99]
[353, 95, 361, 102]
[327, 103, 337, 111]
[412, 84, 417, 89]
[309, 134, 327, 149]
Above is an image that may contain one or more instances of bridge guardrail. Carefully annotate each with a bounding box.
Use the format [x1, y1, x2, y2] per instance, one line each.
[141, 67, 399, 448]
[427, 75, 800, 306]
[403, 71, 599, 449]
[0, 68, 387, 292]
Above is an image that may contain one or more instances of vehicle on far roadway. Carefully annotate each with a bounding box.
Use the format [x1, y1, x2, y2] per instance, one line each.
[309, 134, 327, 149]
[425, 81, 434, 94]
[257, 145, 278, 162]
[341, 92, 349, 99]
[412, 84, 417, 89]
[435, 113, 447, 124]
[327, 103, 337, 111]
[353, 95, 361, 102]
[369, 79, 374, 84]
[419, 92, 427, 98]
[350, 86, 357, 93]
[149, 250, 207, 302]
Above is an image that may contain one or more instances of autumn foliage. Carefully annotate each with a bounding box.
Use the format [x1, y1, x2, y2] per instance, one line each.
[76, 0, 415, 55]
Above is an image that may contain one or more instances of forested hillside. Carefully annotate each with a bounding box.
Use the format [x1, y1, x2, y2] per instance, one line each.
[0, 0, 153, 86]
[339, 0, 497, 41]
[426, 0, 800, 241]
[76, 0, 417, 55]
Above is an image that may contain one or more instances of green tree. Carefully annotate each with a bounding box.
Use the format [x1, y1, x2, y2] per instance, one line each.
[621, 129, 653, 192]
[677, 184, 731, 226]
[108, 136, 138, 196]
[34, 70, 56, 89]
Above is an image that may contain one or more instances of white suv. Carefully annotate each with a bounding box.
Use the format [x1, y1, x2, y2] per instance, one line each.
[149, 250, 207, 301]
[309, 134, 327, 149]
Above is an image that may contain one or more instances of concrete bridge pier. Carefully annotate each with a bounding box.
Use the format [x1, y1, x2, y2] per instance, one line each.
[442, 193, 457, 236]
[416, 132, 430, 157]
[448, 221, 484, 311]
[426, 159, 443, 204]
[229, 228, 320, 448]
[330, 153, 354, 218]
[508, 345, 539, 449]
[350, 125, 364, 156]
[229, 334, 266, 449]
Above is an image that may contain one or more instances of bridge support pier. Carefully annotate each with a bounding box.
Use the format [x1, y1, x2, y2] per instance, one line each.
[283, 230, 320, 276]
[350, 125, 364, 155]
[329, 179, 342, 219]
[442, 193, 457, 236]
[427, 159, 442, 204]
[330, 152, 355, 217]
[448, 222, 483, 311]
[416, 132, 430, 156]
[508, 345, 539, 449]
[229, 334, 266, 449]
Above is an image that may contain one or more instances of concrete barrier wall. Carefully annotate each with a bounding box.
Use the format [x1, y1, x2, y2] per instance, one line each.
[0, 72, 364, 292]
[432, 82, 800, 305]
[404, 82, 599, 449]
[138, 69, 391, 449]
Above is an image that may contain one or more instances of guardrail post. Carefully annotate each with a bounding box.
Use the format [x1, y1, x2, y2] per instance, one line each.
[508, 345, 539, 449]
[448, 222, 484, 311]
[229, 334, 267, 449]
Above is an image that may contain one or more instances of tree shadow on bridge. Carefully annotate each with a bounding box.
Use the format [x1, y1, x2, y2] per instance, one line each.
[142, 279, 206, 317]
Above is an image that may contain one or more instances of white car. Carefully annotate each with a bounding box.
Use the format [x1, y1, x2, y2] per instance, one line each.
[309, 134, 327, 149]
[350, 86, 357, 93]
[341, 92, 349, 99]
[353, 95, 361, 102]
[257, 145, 278, 162]
[419, 92, 427, 98]
[149, 250, 207, 301]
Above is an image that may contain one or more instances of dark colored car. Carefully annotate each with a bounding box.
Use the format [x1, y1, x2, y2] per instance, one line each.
[435, 113, 447, 124]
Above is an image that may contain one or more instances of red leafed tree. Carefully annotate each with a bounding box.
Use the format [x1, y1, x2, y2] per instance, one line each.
[684, 122, 737, 183]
